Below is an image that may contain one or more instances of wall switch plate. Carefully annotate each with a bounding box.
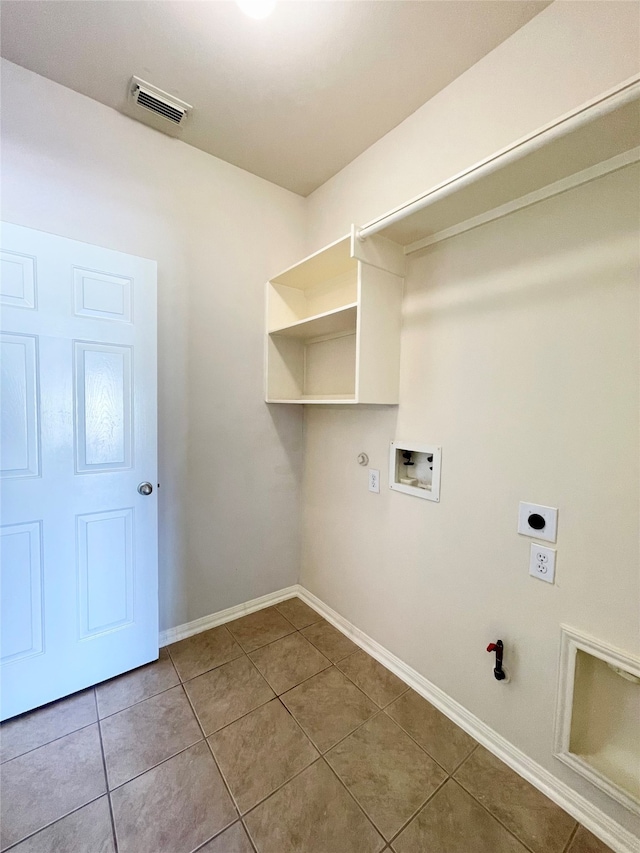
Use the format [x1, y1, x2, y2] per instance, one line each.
[518, 502, 558, 543]
[368, 469, 380, 493]
[530, 543, 556, 583]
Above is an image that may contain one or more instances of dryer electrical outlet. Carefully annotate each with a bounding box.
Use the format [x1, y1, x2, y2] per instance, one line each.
[518, 502, 558, 543]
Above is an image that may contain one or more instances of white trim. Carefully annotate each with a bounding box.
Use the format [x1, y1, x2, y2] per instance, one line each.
[158, 586, 299, 646]
[158, 586, 640, 853]
[403, 147, 640, 255]
[553, 625, 640, 816]
[296, 588, 640, 853]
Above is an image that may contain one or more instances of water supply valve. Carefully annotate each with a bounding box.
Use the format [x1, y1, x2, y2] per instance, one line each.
[487, 640, 506, 681]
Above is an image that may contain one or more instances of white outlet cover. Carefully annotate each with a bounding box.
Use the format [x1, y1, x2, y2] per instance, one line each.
[368, 469, 380, 494]
[530, 543, 556, 583]
[518, 502, 558, 543]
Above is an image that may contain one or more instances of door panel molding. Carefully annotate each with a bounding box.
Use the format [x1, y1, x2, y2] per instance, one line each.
[0, 332, 41, 479]
[0, 521, 44, 664]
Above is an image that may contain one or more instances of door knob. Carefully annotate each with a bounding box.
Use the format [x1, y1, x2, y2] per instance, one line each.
[137, 482, 153, 496]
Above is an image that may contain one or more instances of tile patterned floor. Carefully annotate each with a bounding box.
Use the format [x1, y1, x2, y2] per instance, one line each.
[0, 598, 618, 853]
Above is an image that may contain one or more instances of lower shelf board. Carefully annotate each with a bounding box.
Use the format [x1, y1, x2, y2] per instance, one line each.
[266, 394, 357, 404]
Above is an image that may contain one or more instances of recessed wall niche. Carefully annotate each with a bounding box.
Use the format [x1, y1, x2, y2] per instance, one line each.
[554, 625, 640, 815]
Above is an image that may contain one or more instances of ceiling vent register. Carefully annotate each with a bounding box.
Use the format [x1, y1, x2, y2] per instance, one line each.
[128, 76, 192, 127]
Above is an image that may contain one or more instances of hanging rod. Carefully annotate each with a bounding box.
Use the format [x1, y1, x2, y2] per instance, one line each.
[355, 75, 640, 243]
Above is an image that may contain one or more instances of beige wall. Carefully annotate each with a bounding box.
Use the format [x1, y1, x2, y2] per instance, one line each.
[0, 59, 306, 632]
[302, 0, 640, 836]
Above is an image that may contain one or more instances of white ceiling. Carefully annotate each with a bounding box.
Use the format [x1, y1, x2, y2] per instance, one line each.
[0, 0, 550, 196]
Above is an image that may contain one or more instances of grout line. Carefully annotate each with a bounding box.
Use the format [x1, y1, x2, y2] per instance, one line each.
[450, 775, 548, 853]
[334, 659, 410, 710]
[103, 686, 207, 795]
[272, 605, 307, 631]
[378, 707, 462, 777]
[1, 793, 108, 852]
[0, 718, 100, 765]
[301, 628, 362, 663]
[95, 691, 119, 853]
[182, 683, 240, 848]
[316, 705, 384, 756]
[239, 816, 260, 853]
[106, 736, 207, 793]
[381, 699, 481, 779]
[240, 754, 324, 819]
[232, 628, 298, 657]
[562, 823, 580, 853]
[185, 648, 275, 738]
[97, 652, 181, 721]
[265, 658, 333, 698]
[321, 755, 387, 847]
[387, 774, 450, 846]
[208, 696, 322, 819]
[97, 683, 182, 722]
[449, 741, 480, 776]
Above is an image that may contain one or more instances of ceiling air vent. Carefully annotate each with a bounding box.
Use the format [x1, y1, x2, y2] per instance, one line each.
[127, 76, 192, 130]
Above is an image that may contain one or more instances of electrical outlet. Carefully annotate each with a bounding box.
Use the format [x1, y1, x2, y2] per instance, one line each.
[529, 543, 556, 584]
[368, 469, 380, 493]
[518, 502, 558, 543]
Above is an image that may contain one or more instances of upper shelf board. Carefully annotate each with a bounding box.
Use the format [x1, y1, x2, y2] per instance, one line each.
[271, 235, 353, 290]
[356, 76, 640, 251]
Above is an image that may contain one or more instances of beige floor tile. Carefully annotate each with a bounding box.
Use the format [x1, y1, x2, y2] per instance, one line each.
[0, 724, 106, 850]
[111, 741, 236, 853]
[281, 666, 378, 753]
[301, 620, 359, 662]
[225, 607, 295, 653]
[209, 699, 318, 813]
[100, 685, 202, 788]
[244, 759, 384, 853]
[337, 650, 408, 707]
[185, 654, 274, 735]
[8, 796, 114, 853]
[275, 597, 322, 629]
[249, 632, 331, 694]
[326, 713, 447, 840]
[168, 625, 243, 681]
[454, 745, 576, 853]
[385, 689, 477, 772]
[392, 779, 528, 853]
[567, 827, 616, 853]
[96, 648, 179, 718]
[0, 688, 97, 763]
[198, 821, 254, 853]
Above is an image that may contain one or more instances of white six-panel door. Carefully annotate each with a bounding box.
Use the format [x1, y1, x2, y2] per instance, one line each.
[0, 222, 158, 720]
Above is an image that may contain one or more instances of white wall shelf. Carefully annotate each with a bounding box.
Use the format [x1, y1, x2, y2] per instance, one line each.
[266, 78, 639, 406]
[265, 233, 404, 404]
[356, 76, 640, 253]
[270, 303, 357, 339]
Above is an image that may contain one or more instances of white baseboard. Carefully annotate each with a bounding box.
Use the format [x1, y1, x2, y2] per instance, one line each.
[159, 584, 638, 853]
[158, 585, 299, 646]
[295, 587, 639, 853]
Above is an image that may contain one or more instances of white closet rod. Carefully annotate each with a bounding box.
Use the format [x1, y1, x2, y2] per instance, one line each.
[356, 76, 640, 243]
